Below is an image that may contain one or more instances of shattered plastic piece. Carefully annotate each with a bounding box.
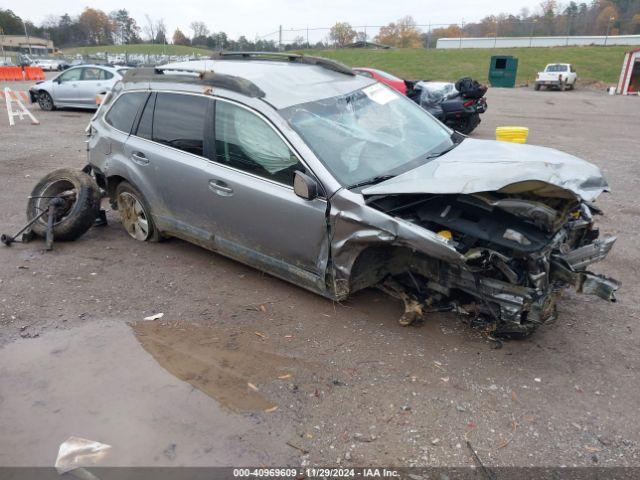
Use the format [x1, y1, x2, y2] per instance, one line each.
[55, 436, 111, 474]
[143, 313, 164, 321]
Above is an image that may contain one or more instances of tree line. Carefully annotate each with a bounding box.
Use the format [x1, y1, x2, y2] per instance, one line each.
[330, 0, 640, 48]
[1, 0, 639, 51]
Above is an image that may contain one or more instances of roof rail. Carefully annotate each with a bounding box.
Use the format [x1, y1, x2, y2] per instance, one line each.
[121, 67, 266, 98]
[209, 51, 355, 76]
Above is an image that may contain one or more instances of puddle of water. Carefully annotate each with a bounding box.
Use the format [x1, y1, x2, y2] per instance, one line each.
[0, 319, 297, 466]
[131, 320, 304, 412]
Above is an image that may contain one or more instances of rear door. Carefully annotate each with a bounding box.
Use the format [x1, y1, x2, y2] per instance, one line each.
[123, 92, 213, 233]
[78, 67, 113, 107]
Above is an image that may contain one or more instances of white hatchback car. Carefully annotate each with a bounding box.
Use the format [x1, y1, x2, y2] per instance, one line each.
[29, 65, 130, 111]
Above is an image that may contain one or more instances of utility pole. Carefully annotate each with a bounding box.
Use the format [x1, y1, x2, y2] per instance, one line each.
[529, 19, 537, 47]
[306, 26, 309, 48]
[278, 25, 283, 51]
[494, 19, 499, 48]
[604, 16, 615, 46]
[427, 22, 431, 49]
[459, 19, 464, 49]
[0, 27, 7, 64]
[22, 19, 32, 55]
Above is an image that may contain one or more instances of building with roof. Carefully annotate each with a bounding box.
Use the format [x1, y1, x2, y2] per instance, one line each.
[0, 35, 54, 55]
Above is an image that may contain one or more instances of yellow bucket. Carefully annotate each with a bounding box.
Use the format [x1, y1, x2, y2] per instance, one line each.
[496, 126, 529, 144]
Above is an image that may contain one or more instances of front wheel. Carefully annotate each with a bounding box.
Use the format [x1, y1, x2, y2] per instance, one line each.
[37, 91, 55, 111]
[115, 182, 159, 242]
[456, 113, 481, 135]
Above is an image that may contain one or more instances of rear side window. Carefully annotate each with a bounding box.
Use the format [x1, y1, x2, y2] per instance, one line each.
[135, 93, 155, 140]
[82, 67, 113, 80]
[153, 93, 208, 156]
[104, 92, 148, 133]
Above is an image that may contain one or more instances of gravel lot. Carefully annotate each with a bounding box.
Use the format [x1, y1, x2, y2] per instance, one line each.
[0, 79, 639, 469]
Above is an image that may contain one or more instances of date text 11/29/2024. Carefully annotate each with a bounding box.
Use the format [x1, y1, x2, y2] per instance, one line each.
[233, 468, 400, 478]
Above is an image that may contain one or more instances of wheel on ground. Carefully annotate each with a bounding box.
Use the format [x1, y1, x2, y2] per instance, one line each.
[26, 168, 102, 241]
[534, 83, 541, 91]
[559, 80, 567, 92]
[456, 113, 481, 135]
[115, 182, 158, 242]
[569, 82, 575, 90]
[37, 91, 55, 111]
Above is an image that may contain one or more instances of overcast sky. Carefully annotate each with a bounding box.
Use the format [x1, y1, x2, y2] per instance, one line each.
[5, 0, 544, 42]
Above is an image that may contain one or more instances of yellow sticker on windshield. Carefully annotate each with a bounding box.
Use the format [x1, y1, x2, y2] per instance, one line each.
[362, 83, 397, 105]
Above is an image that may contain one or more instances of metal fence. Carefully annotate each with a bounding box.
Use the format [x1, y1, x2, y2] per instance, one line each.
[437, 34, 640, 49]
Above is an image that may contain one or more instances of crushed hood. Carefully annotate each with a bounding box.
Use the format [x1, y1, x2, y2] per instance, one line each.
[362, 138, 609, 202]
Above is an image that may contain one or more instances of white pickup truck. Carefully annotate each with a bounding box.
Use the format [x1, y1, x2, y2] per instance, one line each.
[534, 63, 577, 91]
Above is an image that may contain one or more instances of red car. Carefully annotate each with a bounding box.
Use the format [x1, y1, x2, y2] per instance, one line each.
[353, 67, 407, 95]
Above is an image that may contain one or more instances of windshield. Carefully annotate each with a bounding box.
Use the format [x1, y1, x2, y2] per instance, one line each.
[280, 84, 453, 187]
[546, 64, 568, 72]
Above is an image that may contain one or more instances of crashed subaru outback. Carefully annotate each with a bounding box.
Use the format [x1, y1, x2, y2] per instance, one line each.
[85, 53, 618, 337]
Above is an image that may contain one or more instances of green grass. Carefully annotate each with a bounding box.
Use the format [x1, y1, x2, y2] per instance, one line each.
[62, 44, 626, 84]
[63, 44, 214, 56]
[302, 46, 628, 84]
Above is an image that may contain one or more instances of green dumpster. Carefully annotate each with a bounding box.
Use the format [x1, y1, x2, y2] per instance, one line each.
[488, 55, 518, 88]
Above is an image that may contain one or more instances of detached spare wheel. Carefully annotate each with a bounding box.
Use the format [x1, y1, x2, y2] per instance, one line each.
[26, 168, 101, 241]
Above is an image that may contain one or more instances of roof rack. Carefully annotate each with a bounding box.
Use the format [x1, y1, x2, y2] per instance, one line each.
[121, 67, 266, 98]
[209, 51, 355, 76]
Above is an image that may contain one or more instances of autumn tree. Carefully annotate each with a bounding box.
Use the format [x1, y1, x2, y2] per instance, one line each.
[329, 22, 356, 47]
[78, 8, 113, 45]
[596, 4, 619, 34]
[171, 28, 189, 45]
[376, 16, 422, 48]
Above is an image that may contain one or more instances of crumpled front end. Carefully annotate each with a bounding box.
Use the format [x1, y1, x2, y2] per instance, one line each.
[331, 181, 619, 337]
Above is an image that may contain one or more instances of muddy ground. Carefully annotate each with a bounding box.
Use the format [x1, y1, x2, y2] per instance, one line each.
[0, 78, 639, 468]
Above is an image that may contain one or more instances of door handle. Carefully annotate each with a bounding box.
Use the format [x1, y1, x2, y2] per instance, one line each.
[130, 151, 149, 165]
[208, 180, 233, 196]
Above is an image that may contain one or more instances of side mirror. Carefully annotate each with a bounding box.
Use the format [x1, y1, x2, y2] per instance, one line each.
[293, 171, 319, 200]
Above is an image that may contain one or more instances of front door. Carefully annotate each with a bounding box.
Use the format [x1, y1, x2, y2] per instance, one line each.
[203, 99, 329, 289]
[53, 67, 83, 104]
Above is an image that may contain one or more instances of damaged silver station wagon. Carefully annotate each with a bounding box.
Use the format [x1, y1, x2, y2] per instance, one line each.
[86, 52, 619, 337]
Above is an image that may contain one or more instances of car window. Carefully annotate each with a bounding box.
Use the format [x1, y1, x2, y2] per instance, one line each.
[214, 101, 302, 186]
[105, 92, 148, 134]
[135, 93, 155, 140]
[82, 68, 113, 81]
[58, 68, 82, 82]
[152, 93, 208, 156]
[546, 64, 568, 72]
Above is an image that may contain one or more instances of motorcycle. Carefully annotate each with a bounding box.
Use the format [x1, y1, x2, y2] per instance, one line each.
[405, 77, 488, 135]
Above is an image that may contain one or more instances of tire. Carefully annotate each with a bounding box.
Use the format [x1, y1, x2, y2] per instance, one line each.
[26, 169, 102, 241]
[37, 91, 55, 111]
[456, 113, 481, 135]
[534, 83, 541, 91]
[559, 80, 567, 92]
[569, 82, 575, 90]
[115, 181, 158, 242]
